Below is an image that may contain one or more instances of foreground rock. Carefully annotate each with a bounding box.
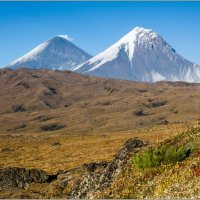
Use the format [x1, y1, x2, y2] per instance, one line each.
[0, 138, 147, 199]
[67, 138, 148, 198]
[0, 167, 52, 190]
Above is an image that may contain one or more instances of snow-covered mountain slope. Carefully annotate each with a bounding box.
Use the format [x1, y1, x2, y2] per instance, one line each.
[74, 27, 200, 83]
[6, 35, 91, 70]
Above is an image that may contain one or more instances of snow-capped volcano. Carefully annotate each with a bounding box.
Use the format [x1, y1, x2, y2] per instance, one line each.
[7, 35, 91, 70]
[74, 27, 200, 82]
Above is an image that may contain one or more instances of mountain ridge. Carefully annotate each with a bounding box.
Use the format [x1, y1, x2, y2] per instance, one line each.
[5, 27, 200, 83]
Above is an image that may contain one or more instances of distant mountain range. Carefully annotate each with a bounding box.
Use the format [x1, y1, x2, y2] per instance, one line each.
[75, 27, 200, 82]
[5, 27, 200, 82]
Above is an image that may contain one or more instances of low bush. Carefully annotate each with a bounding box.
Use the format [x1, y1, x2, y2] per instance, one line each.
[133, 142, 196, 169]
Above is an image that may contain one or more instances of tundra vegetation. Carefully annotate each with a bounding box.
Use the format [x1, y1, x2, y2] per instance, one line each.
[0, 69, 200, 198]
[97, 126, 200, 199]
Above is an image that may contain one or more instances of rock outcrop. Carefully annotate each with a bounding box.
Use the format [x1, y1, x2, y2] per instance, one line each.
[67, 138, 148, 198]
[0, 138, 147, 199]
[0, 167, 56, 190]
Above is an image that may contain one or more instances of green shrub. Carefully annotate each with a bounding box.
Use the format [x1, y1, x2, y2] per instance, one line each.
[133, 143, 195, 169]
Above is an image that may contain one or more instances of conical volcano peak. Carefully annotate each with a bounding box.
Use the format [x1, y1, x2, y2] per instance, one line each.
[46, 35, 73, 46]
[120, 26, 158, 44]
[6, 35, 91, 70]
[75, 27, 200, 83]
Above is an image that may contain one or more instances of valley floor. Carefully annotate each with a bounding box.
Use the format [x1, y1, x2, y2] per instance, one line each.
[0, 124, 188, 173]
[1, 122, 198, 198]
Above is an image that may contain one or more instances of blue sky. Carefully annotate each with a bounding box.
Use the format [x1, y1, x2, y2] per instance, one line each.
[0, 2, 200, 67]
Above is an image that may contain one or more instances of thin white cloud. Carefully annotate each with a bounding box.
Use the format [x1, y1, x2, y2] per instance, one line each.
[58, 34, 74, 41]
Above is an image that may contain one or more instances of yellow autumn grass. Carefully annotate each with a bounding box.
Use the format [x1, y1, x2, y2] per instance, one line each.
[0, 123, 189, 174]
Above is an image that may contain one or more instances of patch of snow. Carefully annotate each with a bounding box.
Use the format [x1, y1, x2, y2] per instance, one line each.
[151, 71, 166, 82]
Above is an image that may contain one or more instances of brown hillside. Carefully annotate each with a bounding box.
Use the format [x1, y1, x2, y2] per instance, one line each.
[0, 68, 199, 135]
